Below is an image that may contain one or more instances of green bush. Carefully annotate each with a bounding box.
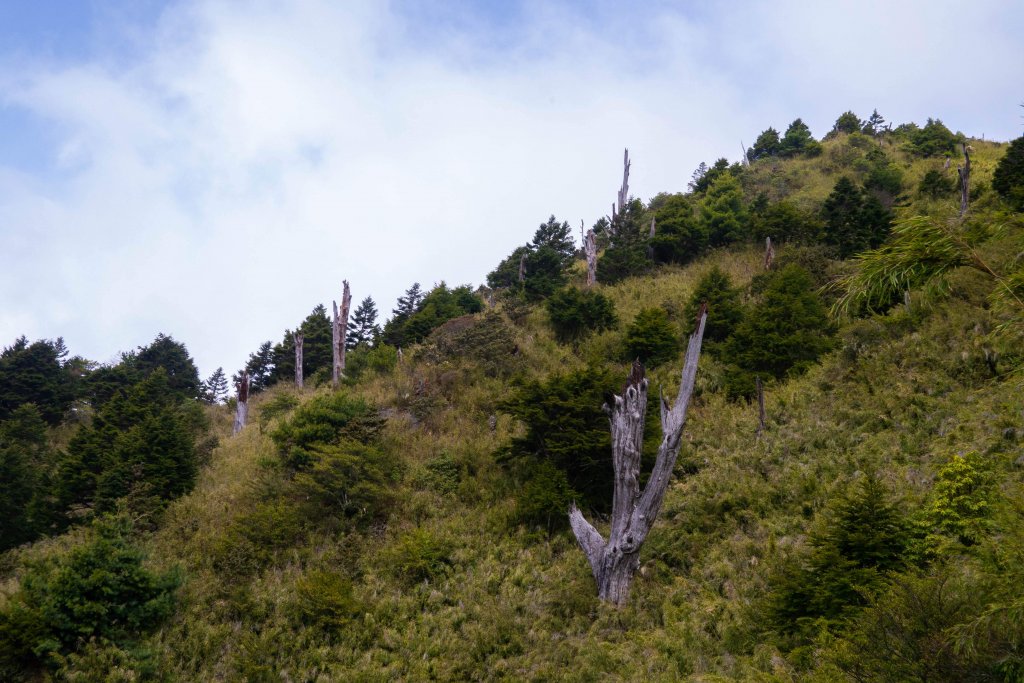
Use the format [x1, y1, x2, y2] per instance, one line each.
[918, 168, 955, 199]
[919, 451, 993, 553]
[0, 517, 178, 673]
[623, 307, 680, 368]
[294, 570, 361, 632]
[513, 459, 577, 532]
[545, 287, 618, 344]
[387, 528, 453, 584]
[992, 135, 1024, 210]
[907, 118, 960, 157]
[292, 441, 401, 522]
[271, 392, 383, 470]
[683, 266, 743, 351]
[211, 501, 304, 578]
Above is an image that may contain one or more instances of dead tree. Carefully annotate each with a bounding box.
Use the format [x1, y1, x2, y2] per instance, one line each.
[764, 236, 775, 270]
[233, 371, 249, 435]
[958, 144, 971, 218]
[569, 306, 708, 606]
[332, 280, 352, 388]
[611, 148, 630, 226]
[585, 228, 598, 287]
[518, 253, 527, 283]
[755, 376, 767, 439]
[646, 216, 657, 259]
[740, 140, 750, 166]
[293, 332, 304, 389]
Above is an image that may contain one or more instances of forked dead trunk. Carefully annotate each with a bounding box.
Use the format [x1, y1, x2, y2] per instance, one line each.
[332, 281, 352, 388]
[569, 306, 708, 605]
[233, 371, 249, 435]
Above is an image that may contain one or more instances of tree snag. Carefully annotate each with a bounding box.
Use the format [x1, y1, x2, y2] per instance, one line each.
[569, 305, 708, 606]
[293, 332, 304, 389]
[518, 253, 527, 284]
[755, 376, 766, 439]
[958, 144, 971, 218]
[585, 228, 598, 287]
[332, 280, 352, 388]
[611, 148, 630, 230]
[647, 216, 656, 259]
[764, 236, 775, 270]
[233, 371, 249, 435]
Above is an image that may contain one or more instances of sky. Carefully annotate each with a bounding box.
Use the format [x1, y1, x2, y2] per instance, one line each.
[1, 0, 1023, 378]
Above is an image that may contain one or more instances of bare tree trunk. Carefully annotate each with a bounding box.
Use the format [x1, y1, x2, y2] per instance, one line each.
[293, 332, 304, 389]
[518, 253, 526, 283]
[612, 148, 631, 230]
[741, 140, 750, 166]
[233, 372, 249, 435]
[647, 216, 656, 259]
[569, 306, 708, 606]
[585, 229, 598, 287]
[755, 376, 766, 439]
[958, 144, 971, 218]
[333, 280, 352, 388]
[764, 237, 775, 270]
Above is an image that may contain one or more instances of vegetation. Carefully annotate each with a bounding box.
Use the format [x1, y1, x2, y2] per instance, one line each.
[2, 110, 1023, 680]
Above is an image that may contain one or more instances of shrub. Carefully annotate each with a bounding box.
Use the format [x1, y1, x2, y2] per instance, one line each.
[387, 528, 453, 584]
[918, 168, 955, 199]
[992, 135, 1024, 210]
[294, 570, 361, 632]
[683, 267, 743, 350]
[271, 393, 383, 470]
[292, 441, 400, 522]
[907, 118, 960, 157]
[919, 451, 993, 553]
[545, 288, 618, 343]
[512, 460, 577, 532]
[0, 517, 178, 673]
[596, 244, 650, 284]
[423, 313, 519, 377]
[750, 200, 822, 244]
[623, 308, 680, 368]
[211, 501, 304, 577]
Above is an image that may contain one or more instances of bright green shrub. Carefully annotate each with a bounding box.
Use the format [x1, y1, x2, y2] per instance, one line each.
[545, 287, 618, 343]
[921, 451, 993, 552]
[623, 307, 680, 368]
[387, 528, 453, 584]
[292, 441, 400, 522]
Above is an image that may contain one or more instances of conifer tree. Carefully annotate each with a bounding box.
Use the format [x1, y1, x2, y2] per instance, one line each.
[779, 118, 821, 157]
[0, 404, 49, 550]
[347, 297, 381, 349]
[683, 266, 743, 350]
[701, 173, 749, 247]
[133, 333, 201, 400]
[992, 135, 1024, 210]
[822, 176, 893, 257]
[862, 109, 886, 136]
[748, 128, 781, 161]
[202, 367, 229, 404]
[0, 336, 76, 425]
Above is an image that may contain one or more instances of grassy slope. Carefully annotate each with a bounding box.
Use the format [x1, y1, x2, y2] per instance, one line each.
[4, 132, 1021, 681]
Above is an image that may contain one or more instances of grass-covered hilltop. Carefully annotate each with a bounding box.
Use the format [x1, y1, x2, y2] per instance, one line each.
[3, 111, 1024, 681]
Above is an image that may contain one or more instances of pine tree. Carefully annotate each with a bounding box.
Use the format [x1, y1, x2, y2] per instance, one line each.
[382, 283, 424, 347]
[779, 118, 821, 157]
[827, 111, 862, 138]
[202, 367, 229, 404]
[133, 333, 202, 399]
[822, 177, 892, 258]
[862, 109, 886, 136]
[701, 172, 749, 247]
[683, 266, 743, 350]
[748, 128, 781, 162]
[623, 308, 680, 368]
[0, 404, 49, 550]
[270, 306, 333, 385]
[347, 297, 380, 349]
[0, 337, 76, 425]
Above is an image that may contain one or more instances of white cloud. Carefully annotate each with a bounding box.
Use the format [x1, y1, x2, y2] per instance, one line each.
[1, 0, 1021, 376]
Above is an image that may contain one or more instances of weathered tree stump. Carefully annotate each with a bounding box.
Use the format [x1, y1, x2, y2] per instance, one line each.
[332, 280, 352, 388]
[585, 228, 598, 287]
[233, 371, 249, 435]
[293, 332, 304, 389]
[569, 306, 708, 606]
[764, 236, 775, 270]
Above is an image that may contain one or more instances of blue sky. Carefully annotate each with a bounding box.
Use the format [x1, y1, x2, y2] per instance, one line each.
[1, 0, 1023, 378]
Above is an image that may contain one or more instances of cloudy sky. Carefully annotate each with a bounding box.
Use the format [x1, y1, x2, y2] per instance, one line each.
[2, 0, 1022, 378]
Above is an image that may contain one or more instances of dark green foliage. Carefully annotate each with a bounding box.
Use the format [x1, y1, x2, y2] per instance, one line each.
[501, 366, 655, 511]
[862, 109, 886, 136]
[779, 118, 822, 157]
[0, 517, 178, 673]
[133, 333, 201, 399]
[400, 283, 483, 345]
[598, 199, 653, 284]
[57, 369, 203, 519]
[648, 193, 707, 264]
[623, 308, 680, 368]
[513, 459, 576, 532]
[211, 501, 304, 578]
[822, 176, 893, 257]
[347, 296, 380, 349]
[387, 528, 453, 584]
[918, 168, 955, 199]
[723, 265, 836, 398]
[907, 118, 960, 157]
[202, 366, 228, 404]
[768, 476, 909, 643]
[748, 129, 781, 162]
[382, 283, 424, 347]
[271, 392, 384, 471]
[683, 267, 743, 351]
[862, 148, 904, 203]
[0, 405, 51, 551]
[750, 199, 822, 244]
[270, 305, 333, 386]
[689, 158, 741, 193]
[487, 216, 576, 300]
[992, 135, 1024, 210]
[700, 172, 749, 247]
[545, 288, 618, 343]
[0, 336, 76, 425]
[827, 111, 861, 138]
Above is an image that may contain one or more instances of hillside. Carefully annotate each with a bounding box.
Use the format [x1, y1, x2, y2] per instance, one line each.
[2, 116, 1024, 681]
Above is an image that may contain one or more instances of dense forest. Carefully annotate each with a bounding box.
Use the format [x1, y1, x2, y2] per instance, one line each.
[2, 110, 1024, 681]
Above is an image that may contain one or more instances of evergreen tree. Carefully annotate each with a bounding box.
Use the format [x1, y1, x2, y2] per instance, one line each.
[649, 193, 708, 264]
[862, 109, 886, 136]
[701, 172, 749, 247]
[133, 333, 201, 400]
[382, 283, 424, 347]
[237, 341, 275, 393]
[486, 216, 576, 300]
[271, 306, 333, 385]
[907, 118, 959, 157]
[689, 158, 738, 193]
[779, 118, 822, 157]
[0, 337, 76, 425]
[992, 135, 1024, 210]
[623, 308, 680, 368]
[400, 283, 483, 345]
[827, 111, 862, 138]
[202, 367, 229, 404]
[748, 128, 781, 162]
[545, 288, 618, 344]
[723, 265, 836, 398]
[750, 199, 823, 244]
[683, 266, 744, 351]
[347, 297, 380, 349]
[918, 169, 955, 199]
[597, 199, 653, 284]
[822, 176, 892, 257]
[0, 404, 49, 550]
